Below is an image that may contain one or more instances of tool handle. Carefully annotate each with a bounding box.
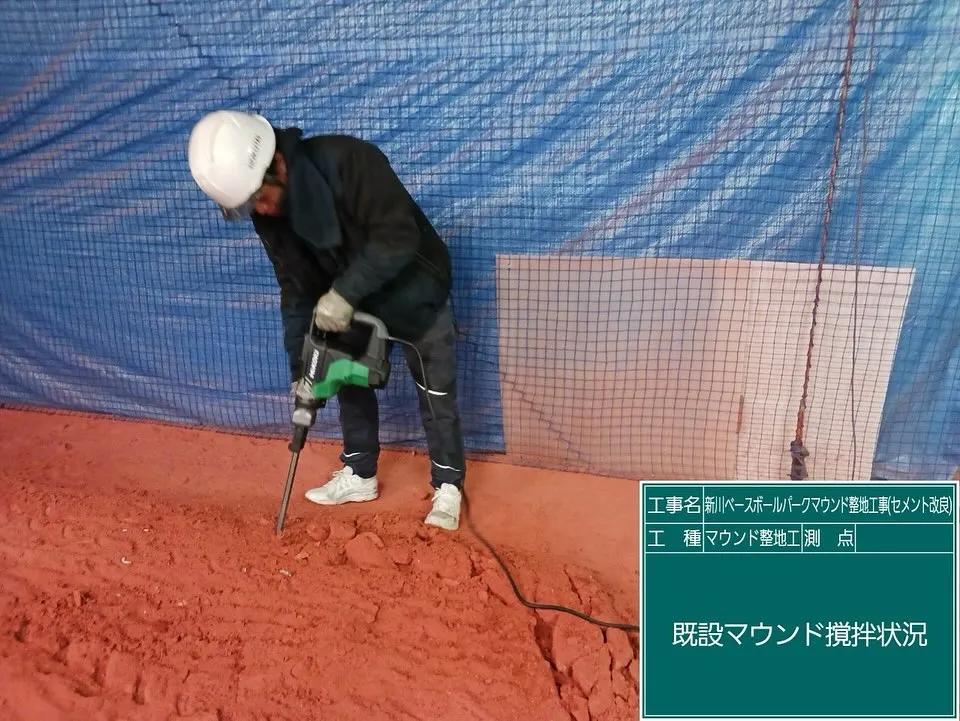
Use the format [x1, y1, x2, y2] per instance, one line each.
[352, 312, 389, 340]
[305, 312, 387, 343]
[350, 313, 390, 380]
[304, 311, 391, 388]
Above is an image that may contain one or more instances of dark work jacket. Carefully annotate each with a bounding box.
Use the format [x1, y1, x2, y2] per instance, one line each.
[252, 127, 453, 382]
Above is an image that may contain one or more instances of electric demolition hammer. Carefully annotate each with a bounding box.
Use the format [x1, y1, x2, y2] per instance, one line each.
[275, 312, 391, 533]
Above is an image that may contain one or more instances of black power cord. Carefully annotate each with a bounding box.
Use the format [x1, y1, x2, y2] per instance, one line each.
[399, 322, 638, 633]
[461, 488, 640, 633]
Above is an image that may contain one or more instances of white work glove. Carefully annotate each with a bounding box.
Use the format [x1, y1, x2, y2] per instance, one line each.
[313, 289, 354, 332]
[290, 378, 313, 404]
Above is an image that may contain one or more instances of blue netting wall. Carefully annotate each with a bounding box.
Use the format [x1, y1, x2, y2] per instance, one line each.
[1, 1, 958, 480]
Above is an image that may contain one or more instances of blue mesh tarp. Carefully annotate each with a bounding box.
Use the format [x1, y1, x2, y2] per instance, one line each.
[1, 0, 958, 479]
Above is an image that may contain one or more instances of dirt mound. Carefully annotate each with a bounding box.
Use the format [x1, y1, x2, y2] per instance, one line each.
[0, 416, 638, 721]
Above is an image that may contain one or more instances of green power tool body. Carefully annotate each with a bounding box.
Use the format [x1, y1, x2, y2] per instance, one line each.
[275, 312, 391, 532]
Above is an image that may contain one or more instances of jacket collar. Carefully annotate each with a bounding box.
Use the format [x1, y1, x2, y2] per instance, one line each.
[273, 126, 343, 249]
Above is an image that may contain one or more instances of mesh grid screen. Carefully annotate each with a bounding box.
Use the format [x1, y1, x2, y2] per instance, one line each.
[1, 0, 958, 480]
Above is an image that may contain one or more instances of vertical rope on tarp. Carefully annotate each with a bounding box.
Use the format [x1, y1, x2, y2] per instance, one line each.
[791, 0, 862, 481]
[847, 0, 879, 481]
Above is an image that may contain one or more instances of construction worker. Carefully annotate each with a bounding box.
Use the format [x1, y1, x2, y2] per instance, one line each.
[187, 110, 466, 530]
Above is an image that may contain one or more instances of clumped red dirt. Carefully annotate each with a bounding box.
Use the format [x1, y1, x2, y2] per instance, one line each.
[0, 409, 639, 721]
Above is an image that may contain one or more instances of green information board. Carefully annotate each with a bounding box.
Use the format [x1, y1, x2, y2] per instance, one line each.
[641, 483, 958, 718]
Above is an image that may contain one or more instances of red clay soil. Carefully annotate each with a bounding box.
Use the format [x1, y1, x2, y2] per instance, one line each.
[0, 408, 639, 721]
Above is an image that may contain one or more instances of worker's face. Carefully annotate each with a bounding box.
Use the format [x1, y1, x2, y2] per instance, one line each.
[254, 152, 287, 216]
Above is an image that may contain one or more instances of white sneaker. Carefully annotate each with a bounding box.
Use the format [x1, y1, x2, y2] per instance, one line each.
[304, 466, 378, 506]
[424, 483, 462, 530]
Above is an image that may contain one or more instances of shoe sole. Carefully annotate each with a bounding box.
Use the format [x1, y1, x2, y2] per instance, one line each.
[304, 490, 379, 506]
[424, 514, 459, 531]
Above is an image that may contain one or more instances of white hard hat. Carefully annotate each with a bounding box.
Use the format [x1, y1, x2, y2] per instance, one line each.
[188, 110, 276, 219]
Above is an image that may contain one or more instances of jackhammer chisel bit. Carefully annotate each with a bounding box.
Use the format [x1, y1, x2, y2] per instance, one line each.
[275, 382, 318, 534]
